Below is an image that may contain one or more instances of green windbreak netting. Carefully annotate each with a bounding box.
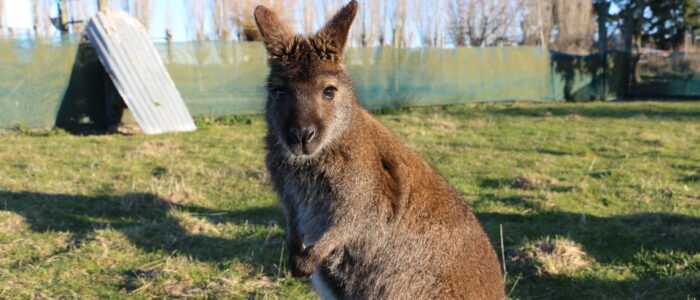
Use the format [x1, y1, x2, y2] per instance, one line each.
[549, 51, 629, 102]
[158, 44, 554, 116]
[157, 42, 269, 117]
[0, 38, 624, 129]
[0, 36, 80, 129]
[347, 47, 553, 108]
[631, 52, 700, 98]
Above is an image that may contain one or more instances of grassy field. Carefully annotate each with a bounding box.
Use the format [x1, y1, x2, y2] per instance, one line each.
[0, 101, 699, 299]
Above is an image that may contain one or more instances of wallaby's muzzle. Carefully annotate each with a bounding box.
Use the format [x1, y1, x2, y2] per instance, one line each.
[288, 126, 318, 155]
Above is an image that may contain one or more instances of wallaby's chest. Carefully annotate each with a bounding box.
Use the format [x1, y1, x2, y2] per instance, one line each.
[281, 169, 334, 247]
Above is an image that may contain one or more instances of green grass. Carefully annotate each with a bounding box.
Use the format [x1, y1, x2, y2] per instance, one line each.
[1, 101, 699, 299]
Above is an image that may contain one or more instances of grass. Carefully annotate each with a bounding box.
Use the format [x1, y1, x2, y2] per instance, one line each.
[1, 101, 699, 299]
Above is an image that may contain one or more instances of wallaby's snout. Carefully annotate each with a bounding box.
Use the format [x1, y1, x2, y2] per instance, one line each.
[274, 88, 331, 156]
[289, 125, 317, 154]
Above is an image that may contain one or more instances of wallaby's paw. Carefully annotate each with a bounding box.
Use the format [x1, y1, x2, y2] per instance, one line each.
[290, 248, 319, 278]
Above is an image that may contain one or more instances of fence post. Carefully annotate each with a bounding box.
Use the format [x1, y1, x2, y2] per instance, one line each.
[59, 0, 69, 35]
[98, 0, 109, 12]
[596, 1, 609, 100]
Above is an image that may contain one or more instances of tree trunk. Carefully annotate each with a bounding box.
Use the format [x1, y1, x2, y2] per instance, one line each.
[98, 0, 110, 12]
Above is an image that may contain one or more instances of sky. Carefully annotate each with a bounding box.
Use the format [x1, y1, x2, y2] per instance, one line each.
[1, 0, 624, 43]
[1, 0, 190, 41]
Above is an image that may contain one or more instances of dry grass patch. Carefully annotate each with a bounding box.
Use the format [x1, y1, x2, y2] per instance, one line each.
[171, 210, 220, 236]
[133, 140, 183, 158]
[510, 174, 555, 190]
[514, 236, 594, 275]
[0, 211, 29, 231]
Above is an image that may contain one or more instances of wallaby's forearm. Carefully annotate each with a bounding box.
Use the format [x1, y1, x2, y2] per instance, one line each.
[290, 222, 356, 277]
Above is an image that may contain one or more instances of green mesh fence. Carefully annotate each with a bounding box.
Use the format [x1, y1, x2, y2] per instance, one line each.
[1, 37, 626, 129]
[550, 51, 630, 102]
[0, 36, 80, 129]
[630, 52, 700, 98]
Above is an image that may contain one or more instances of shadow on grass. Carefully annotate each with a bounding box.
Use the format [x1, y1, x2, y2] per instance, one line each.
[0, 191, 283, 269]
[2, 191, 698, 297]
[478, 211, 700, 263]
[486, 103, 700, 120]
[477, 211, 700, 299]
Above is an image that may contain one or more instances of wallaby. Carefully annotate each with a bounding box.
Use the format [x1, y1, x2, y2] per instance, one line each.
[255, 1, 506, 299]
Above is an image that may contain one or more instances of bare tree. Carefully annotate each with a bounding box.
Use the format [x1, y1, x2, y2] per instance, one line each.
[321, 0, 346, 22]
[412, 0, 448, 47]
[520, 0, 554, 47]
[133, 0, 151, 30]
[301, 0, 318, 35]
[119, 0, 130, 12]
[232, 0, 295, 42]
[42, 0, 51, 35]
[348, 0, 388, 47]
[449, 0, 469, 46]
[552, 0, 596, 54]
[69, 0, 85, 33]
[299, 0, 390, 48]
[212, 0, 235, 40]
[30, 0, 53, 36]
[0, 0, 4, 36]
[33, 0, 41, 36]
[392, 0, 413, 48]
[185, 0, 206, 40]
[449, 0, 520, 47]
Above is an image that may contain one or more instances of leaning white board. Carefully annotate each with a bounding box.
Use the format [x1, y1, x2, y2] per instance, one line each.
[85, 10, 196, 135]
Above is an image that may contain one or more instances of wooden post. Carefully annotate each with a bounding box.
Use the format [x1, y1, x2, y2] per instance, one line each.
[0, 0, 4, 36]
[166, 28, 173, 64]
[59, 0, 69, 35]
[72, 0, 84, 33]
[98, 0, 109, 12]
[597, 1, 609, 99]
[32, 0, 40, 36]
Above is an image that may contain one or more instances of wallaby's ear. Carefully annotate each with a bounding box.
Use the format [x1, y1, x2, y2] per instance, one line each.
[317, 0, 358, 52]
[254, 5, 293, 55]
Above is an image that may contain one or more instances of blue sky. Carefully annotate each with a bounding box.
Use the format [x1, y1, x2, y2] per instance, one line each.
[1, 0, 190, 41]
[2, 0, 623, 43]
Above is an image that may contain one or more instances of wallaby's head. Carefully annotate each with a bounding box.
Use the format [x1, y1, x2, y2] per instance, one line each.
[255, 1, 358, 157]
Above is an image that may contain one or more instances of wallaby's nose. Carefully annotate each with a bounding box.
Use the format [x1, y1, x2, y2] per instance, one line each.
[289, 126, 316, 144]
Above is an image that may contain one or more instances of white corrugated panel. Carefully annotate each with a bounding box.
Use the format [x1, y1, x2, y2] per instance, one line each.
[85, 10, 196, 135]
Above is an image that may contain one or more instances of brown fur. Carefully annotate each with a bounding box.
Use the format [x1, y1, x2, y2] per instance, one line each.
[255, 1, 506, 299]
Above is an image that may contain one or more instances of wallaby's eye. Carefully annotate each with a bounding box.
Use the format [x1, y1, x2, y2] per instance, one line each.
[323, 86, 337, 100]
[272, 88, 288, 101]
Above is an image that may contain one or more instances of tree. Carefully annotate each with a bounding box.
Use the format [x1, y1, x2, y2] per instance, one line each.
[301, 0, 318, 35]
[449, 0, 521, 47]
[133, 0, 151, 30]
[348, 0, 388, 47]
[392, 0, 412, 48]
[70, 0, 85, 33]
[611, 0, 700, 51]
[0, 0, 4, 35]
[551, 0, 597, 54]
[211, 0, 234, 40]
[643, 0, 700, 50]
[520, 0, 554, 47]
[232, 0, 295, 41]
[412, 0, 448, 47]
[185, 0, 206, 40]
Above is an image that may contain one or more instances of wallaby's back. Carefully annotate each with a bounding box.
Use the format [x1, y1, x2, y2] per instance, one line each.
[317, 107, 505, 299]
